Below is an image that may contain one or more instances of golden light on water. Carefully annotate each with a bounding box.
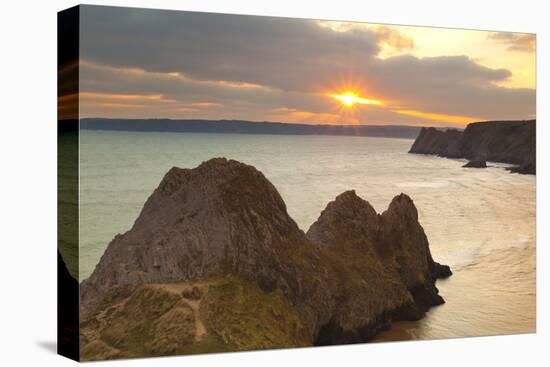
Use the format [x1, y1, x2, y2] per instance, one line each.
[329, 91, 383, 107]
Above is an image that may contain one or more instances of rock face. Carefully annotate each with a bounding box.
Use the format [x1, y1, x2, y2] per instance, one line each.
[462, 160, 487, 168]
[308, 191, 450, 323]
[409, 127, 463, 158]
[81, 158, 314, 313]
[80, 158, 450, 360]
[409, 120, 536, 174]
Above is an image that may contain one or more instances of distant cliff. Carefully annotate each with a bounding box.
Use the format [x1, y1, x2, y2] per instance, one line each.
[80, 118, 421, 139]
[79, 158, 450, 360]
[409, 120, 535, 174]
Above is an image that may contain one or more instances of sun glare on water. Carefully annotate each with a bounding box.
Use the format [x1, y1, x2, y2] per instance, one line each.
[329, 91, 382, 107]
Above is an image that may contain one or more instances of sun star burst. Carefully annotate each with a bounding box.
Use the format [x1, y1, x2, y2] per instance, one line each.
[329, 91, 382, 107]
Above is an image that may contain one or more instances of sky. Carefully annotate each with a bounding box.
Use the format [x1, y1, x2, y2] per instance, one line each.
[75, 5, 536, 127]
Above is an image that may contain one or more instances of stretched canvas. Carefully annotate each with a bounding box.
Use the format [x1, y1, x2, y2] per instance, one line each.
[58, 4, 536, 361]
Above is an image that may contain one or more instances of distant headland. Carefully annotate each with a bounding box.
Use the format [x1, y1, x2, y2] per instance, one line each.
[80, 118, 422, 139]
[409, 120, 536, 174]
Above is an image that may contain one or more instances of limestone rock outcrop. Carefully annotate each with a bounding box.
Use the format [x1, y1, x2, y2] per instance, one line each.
[307, 191, 450, 319]
[80, 158, 450, 360]
[81, 158, 315, 315]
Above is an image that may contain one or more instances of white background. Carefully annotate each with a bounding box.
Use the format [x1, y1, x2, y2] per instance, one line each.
[0, 0, 547, 365]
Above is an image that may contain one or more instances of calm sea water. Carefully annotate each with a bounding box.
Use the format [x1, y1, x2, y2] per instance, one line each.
[80, 130, 536, 341]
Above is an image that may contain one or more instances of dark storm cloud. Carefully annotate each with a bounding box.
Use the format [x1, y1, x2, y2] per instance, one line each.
[79, 5, 535, 124]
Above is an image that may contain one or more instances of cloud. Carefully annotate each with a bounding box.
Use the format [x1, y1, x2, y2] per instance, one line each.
[80, 6, 382, 92]
[79, 60, 341, 120]
[363, 55, 533, 119]
[81, 60, 527, 126]
[488, 32, 536, 53]
[78, 5, 535, 125]
[316, 21, 415, 57]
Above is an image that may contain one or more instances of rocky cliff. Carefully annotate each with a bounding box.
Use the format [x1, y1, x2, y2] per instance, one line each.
[80, 158, 450, 360]
[409, 120, 536, 174]
[408, 127, 463, 158]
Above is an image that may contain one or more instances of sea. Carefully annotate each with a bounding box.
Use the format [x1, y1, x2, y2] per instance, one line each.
[78, 130, 536, 341]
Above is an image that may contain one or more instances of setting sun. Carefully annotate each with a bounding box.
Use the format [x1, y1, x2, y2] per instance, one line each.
[329, 91, 383, 107]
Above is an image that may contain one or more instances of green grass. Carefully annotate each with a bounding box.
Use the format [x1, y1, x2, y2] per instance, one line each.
[202, 276, 310, 351]
[81, 276, 310, 361]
